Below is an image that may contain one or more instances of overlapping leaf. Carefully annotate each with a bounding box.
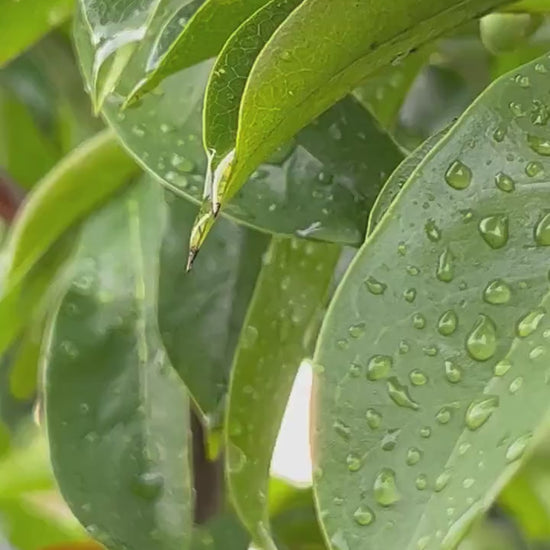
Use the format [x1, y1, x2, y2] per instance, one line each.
[73, 8, 403, 247]
[45, 180, 194, 550]
[312, 54, 550, 550]
[226, 237, 339, 548]
[158, 193, 269, 423]
[198, 0, 510, 250]
[128, 0, 274, 102]
[0, 131, 138, 358]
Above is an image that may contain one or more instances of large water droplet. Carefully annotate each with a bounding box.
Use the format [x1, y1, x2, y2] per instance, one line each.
[366, 408, 382, 429]
[483, 279, 512, 305]
[413, 313, 426, 329]
[367, 355, 392, 380]
[478, 215, 509, 249]
[495, 172, 515, 193]
[465, 396, 499, 430]
[444, 360, 463, 383]
[425, 219, 442, 242]
[347, 453, 362, 472]
[434, 470, 451, 492]
[132, 471, 164, 500]
[436, 248, 454, 282]
[509, 376, 523, 394]
[445, 161, 472, 190]
[415, 474, 428, 490]
[365, 276, 387, 295]
[466, 315, 497, 361]
[353, 505, 375, 526]
[349, 322, 366, 339]
[374, 468, 400, 506]
[387, 378, 419, 410]
[409, 369, 428, 386]
[406, 447, 422, 465]
[438, 310, 458, 336]
[436, 407, 452, 424]
[494, 359, 512, 376]
[517, 308, 546, 337]
[334, 419, 351, 440]
[506, 433, 532, 462]
[381, 429, 400, 451]
[535, 213, 550, 245]
[404, 288, 417, 303]
[526, 160, 544, 177]
[528, 134, 550, 156]
[420, 426, 431, 438]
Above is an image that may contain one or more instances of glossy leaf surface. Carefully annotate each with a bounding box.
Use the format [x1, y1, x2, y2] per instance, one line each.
[45, 180, 193, 550]
[313, 54, 550, 550]
[74, 8, 402, 245]
[202, 0, 510, 226]
[129, 0, 273, 102]
[158, 193, 269, 423]
[226, 237, 339, 548]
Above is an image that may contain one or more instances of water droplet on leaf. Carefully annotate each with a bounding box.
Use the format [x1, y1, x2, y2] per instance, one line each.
[465, 396, 499, 430]
[466, 315, 497, 361]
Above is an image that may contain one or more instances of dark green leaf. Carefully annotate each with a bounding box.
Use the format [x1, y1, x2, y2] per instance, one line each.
[45, 180, 193, 550]
[312, 54, 550, 549]
[201, 0, 510, 236]
[226, 237, 339, 548]
[0, 0, 73, 66]
[158, 193, 269, 423]
[74, 7, 402, 246]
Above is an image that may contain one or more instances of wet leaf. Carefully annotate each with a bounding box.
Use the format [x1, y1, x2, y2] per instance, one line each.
[78, 0, 183, 110]
[45, 180, 194, 550]
[201, 0, 510, 242]
[367, 129, 448, 235]
[312, 54, 550, 550]
[74, 7, 402, 246]
[158, 193, 269, 423]
[226, 237, 339, 548]
[0, 130, 138, 357]
[128, 0, 273, 102]
[0, 0, 73, 66]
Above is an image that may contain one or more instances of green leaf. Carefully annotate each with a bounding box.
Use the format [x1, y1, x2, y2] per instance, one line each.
[203, 0, 510, 230]
[226, 237, 339, 548]
[203, 0, 302, 181]
[367, 129, 448, 236]
[0, 130, 138, 357]
[499, 459, 550, 540]
[78, 0, 184, 110]
[269, 480, 326, 550]
[45, 179, 194, 550]
[312, 54, 550, 550]
[191, 513, 249, 550]
[354, 50, 429, 131]
[158, 192, 268, 423]
[128, 0, 273, 103]
[0, 0, 73, 66]
[0, 87, 59, 189]
[74, 8, 402, 247]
